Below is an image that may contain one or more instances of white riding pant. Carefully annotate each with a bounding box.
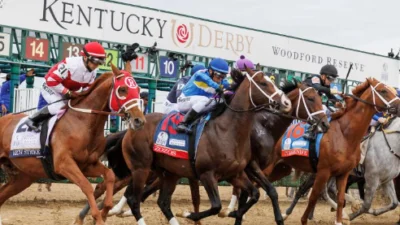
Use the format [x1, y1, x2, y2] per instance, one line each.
[163, 100, 179, 114]
[177, 94, 217, 113]
[41, 84, 67, 115]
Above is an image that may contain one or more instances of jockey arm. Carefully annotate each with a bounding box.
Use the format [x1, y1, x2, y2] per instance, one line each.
[221, 78, 230, 89]
[46, 62, 71, 95]
[196, 73, 220, 90]
[82, 74, 96, 91]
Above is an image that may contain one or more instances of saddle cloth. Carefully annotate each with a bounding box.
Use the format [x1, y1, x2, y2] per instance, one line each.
[153, 111, 210, 160]
[10, 115, 58, 158]
[281, 121, 323, 158]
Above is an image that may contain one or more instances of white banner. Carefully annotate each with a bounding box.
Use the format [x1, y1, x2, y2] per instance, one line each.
[0, 0, 399, 86]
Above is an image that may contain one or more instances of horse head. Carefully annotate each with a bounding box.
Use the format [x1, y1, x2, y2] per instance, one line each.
[109, 63, 146, 130]
[292, 80, 329, 132]
[354, 78, 400, 117]
[231, 66, 291, 113]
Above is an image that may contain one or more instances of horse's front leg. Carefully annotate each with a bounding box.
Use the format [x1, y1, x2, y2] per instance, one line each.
[55, 157, 107, 225]
[82, 161, 116, 221]
[335, 172, 351, 225]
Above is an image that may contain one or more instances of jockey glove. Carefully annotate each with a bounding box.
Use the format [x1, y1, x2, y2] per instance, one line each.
[65, 90, 79, 99]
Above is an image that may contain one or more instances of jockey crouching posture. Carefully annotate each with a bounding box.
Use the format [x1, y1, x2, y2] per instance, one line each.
[24, 42, 106, 132]
[164, 64, 206, 114]
[176, 58, 230, 134]
[303, 64, 341, 140]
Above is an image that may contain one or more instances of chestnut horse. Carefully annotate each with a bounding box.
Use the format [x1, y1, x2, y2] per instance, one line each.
[274, 78, 400, 225]
[109, 67, 292, 225]
[0, 63, 145, 225]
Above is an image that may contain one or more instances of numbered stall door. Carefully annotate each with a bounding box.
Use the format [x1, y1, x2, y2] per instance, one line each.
[0, 32, 11, 57]
[24, 37, 49, 62]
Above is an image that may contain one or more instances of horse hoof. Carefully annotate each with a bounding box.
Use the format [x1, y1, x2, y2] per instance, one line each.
[342, 217, 351, 225]
[351, 201, 362, 213]
[218, 208, 232, 218]
[116, 210, 133, 218]
[72, 215, 84, 225]
[282, 213, 288, 221]
[108, 209, 123, 217]
[176, 210, 191, 218]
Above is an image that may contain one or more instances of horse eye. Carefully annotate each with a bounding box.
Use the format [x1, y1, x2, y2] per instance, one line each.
[380, 89, 387, 94]
[307, 97, 315, 102]
[260, 82, 267, 86]
[118, 87, 128, 94]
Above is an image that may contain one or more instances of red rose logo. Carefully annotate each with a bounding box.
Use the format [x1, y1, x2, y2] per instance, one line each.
[176, 24, 189, 43]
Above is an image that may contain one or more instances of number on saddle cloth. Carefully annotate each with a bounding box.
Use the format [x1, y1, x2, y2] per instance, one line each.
[153, 112, 211, 161]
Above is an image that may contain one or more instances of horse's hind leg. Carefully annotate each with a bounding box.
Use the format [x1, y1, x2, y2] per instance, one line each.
[349, 175, 379, 221]
[219, 186, 240, 217]
[368, 181, 398, 216]
[283, 173, 316, 220]
[0, 171, 35, 224]
[141, 177, 161, 202]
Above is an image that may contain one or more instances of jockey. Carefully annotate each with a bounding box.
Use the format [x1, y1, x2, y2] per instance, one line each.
[176, 58, 230, 133]
[25, 41, 106, 132]
[164, 64, 206, 114]
[235, 55, 255, 72]
[303, 64, 341, 140]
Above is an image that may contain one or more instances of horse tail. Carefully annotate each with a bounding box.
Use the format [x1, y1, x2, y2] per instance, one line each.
[105, 130, 131, 179]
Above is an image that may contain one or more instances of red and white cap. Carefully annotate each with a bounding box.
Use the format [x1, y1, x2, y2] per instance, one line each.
[81, 42, 106, 65]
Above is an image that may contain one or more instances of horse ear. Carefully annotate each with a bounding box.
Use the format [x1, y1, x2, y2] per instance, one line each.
[245, 64, 253, 75]
[124, 61, 132, 74]
[256, 63, 261, 71]
[111, 63, 120, 76]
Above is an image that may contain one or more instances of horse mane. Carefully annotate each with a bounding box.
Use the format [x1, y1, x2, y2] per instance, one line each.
[280, 78, 301, 94]
[330, 79, 370, 120]
[229, 68, 245, 91]
[70, 72, 113, 105]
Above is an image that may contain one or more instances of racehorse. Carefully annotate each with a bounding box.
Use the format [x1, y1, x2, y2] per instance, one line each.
[0, 63, 145, 225]
[215, 78, 330, 220]
[108, 67, 292, 225]
[273, 78, 400, 225]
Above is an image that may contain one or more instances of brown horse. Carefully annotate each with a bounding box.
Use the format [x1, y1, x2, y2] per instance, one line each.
[217, 78, 329, 221]
[108, 67, 292, 225]
[0, 63, 145, 225]
[273, 78, 400, 225]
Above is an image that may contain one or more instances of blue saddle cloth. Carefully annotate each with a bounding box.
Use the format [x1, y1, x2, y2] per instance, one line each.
[153, 111, 210, 160]
[281, 120, 323, 158]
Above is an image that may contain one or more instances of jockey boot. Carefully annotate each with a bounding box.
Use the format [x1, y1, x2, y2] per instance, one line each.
[24, 106, 52, 132]
[176, 109, 200, 134]
[303, 125, 317, 141]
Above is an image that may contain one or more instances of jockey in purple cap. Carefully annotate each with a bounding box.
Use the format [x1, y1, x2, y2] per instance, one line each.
[235, 55, 255, 71]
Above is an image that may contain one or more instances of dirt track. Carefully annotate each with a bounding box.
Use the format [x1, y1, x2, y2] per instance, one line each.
[1, 183, 398, 225]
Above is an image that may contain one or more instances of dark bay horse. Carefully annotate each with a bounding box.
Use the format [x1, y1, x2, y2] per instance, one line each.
[273, 78, 400, 225]
[109, 67, 292, 225]
[218, 79, 330, 219]
[0, 63, 145, 225]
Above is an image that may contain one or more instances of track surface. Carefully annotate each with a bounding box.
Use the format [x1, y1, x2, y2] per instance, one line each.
[1, 184, 398, 225]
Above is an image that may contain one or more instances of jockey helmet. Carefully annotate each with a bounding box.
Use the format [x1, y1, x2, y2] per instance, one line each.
[209, 58, 229, 75]
[320, 64, 338, 78]
[191, 64, 206, 75]
[235, 55, 255, 71]
[81, 42, 106, 65]
[140, 91, 149, 99]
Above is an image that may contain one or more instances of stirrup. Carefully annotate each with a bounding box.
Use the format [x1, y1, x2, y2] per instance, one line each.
[176, 124, 192, 134]
[24, 119, 40, 132]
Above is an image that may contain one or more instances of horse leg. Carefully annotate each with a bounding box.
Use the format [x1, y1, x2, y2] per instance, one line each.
[56, 158, 108, 225]
[141, 177, 161, 202]
[106, 176, 131, 216]
[226, 172, 260, 225]
[335, 173, 351, 225]
[349, 175, 379, 221]
[125, 168, 151, 225]
[245, 162, 282, 225]
[300, 170, 330, 225]
[188, 178, 202, 225]
[220, 186, 240, 217]
[156, 173, 181, 225]
[283, 173, 316, 220]
[0, 171, 35, 224]
[176, 171, 221, 222]
[368, 181, 398, 216]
